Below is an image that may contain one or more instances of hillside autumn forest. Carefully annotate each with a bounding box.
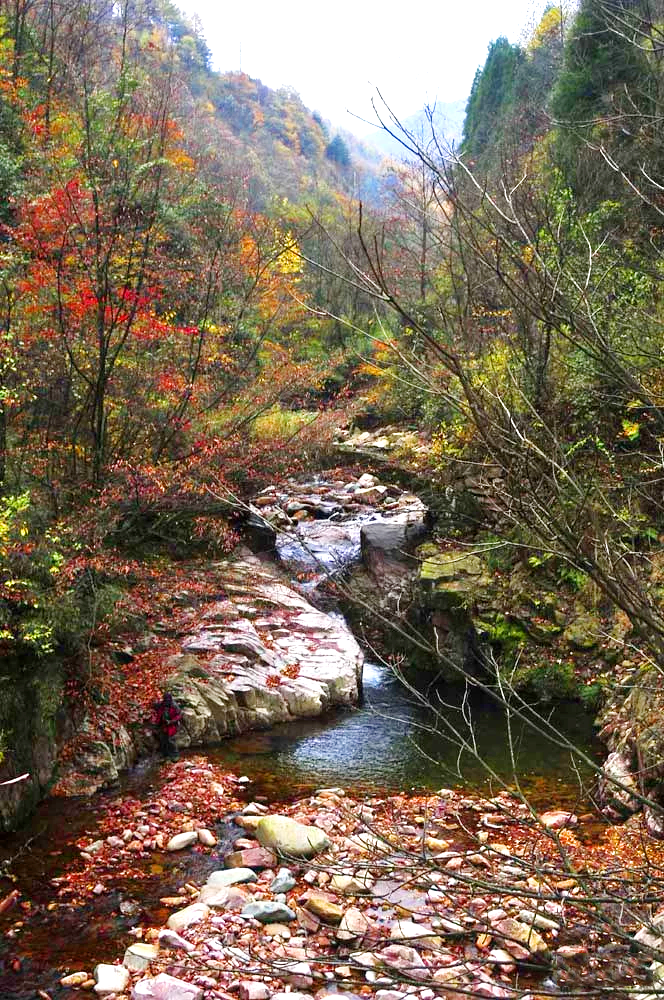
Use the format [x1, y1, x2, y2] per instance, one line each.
[0, 0, 375, 662]
[2, 0, 664, 799]
[8, 0, 664, 998]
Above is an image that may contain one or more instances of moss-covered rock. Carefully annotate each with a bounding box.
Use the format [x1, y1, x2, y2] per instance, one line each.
[563, 613, 601, 650]
[419, 550, 484, 582]
[510, 658, 580, 702]
[418, 546, 490, 612]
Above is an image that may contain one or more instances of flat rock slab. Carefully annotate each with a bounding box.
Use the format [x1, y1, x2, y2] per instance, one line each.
[132, 973, 204, 1000]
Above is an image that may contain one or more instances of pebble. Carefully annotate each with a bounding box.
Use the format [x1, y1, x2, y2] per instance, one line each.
[239, 982, 271, 1000]
[158, 928, 196, 952]
[198, 828, 217, 846]
[60, 972, 90, 987]
[132, 972, 204, 1000]
[241, 901, 296, 923]
[167, 903, 210, 932]
[271, 868, 297, 893]
[207, 868, 258, 888]
[225, 847, 277, 869]
[166, 831, 199, 851]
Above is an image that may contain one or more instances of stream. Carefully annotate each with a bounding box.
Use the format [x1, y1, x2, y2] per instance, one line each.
[0, 472, 603, 997]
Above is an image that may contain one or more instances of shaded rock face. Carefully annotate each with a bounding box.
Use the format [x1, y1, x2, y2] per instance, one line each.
[168, 555, 364, 750]
[597, 670, 664, 830]
[0, 659, 67, 831]
[58, 723, 137, 798]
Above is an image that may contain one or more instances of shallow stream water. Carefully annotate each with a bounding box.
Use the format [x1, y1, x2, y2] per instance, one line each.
[209, 660, 601, 808]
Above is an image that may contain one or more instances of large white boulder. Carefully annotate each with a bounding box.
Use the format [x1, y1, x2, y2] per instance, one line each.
[256, 814, 331, 858]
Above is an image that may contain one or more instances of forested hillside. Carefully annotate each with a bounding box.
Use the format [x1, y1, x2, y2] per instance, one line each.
[4, 0, 664, 835]
[7, 5, 664, 999]
[0, 0, 398, 810]
[0, 0, 382, 674]
[344, 0, 664, 823]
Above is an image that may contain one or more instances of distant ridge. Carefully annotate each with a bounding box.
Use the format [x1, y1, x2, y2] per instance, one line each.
[362, 99, 466, 161]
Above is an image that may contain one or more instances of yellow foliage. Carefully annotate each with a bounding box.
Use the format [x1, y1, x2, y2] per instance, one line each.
[529, 6, 563, 51]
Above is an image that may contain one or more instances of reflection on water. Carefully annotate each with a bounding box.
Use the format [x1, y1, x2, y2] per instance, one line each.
[209, 662, 601, 808]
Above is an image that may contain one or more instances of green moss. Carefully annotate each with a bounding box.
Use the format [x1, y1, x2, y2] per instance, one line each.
[188, 666, 210, 679]
[483, 614, 528, 652]
[511, 658, 579, 702]
[420, 551, 484, 582]
[579, 681, 605, 711]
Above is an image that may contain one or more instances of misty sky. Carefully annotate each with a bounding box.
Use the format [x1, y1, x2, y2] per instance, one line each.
[175, 1, 551, 135]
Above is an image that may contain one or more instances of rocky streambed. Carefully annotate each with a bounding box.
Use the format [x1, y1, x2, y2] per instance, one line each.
[6, 756, 664, 1000]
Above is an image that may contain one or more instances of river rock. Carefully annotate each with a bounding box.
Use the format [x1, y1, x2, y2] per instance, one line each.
[94, 963, 130, 995]
[377, 944, 430, 980]
[242, 900, 296, 923]
[517, 909, 560, 931]
[271, 867, 297, 893]
[166, 902, 210, 932]
[198, 884, 254, 909]
[264, 922, 291, 938]
[330, 871, 374, 894]
[197, 827, 216, 846]
[236, 814, 262, 832]
[539, 810, 578, 829]
[158, 929, 195, 952]
[256, 814, 331, 858]
[389, 919, 440, 946]
[281, 961, 314, 988]
[493, 918, 549, 958]
[207, 867, 258, 887]
[61, 973, 90, 987]
[239, 982, 271, 1000]
[132, 973, 203, 1000]
[123, 942, 159, 972]
[271, 993, 313, 1000]
[166, 831, 199, 851]
[225, 846, 277, 869]
[304, 892, 344, 923]
[337, 906, 371, 940]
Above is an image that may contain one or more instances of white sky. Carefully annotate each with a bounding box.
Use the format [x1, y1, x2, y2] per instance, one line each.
[175, 1, 550, 136]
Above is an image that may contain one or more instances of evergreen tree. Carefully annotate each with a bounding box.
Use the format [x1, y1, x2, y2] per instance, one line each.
[325, 134, 351, 168]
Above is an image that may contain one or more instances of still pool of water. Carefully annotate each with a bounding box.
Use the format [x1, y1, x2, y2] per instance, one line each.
[206, 661, 602, 809]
